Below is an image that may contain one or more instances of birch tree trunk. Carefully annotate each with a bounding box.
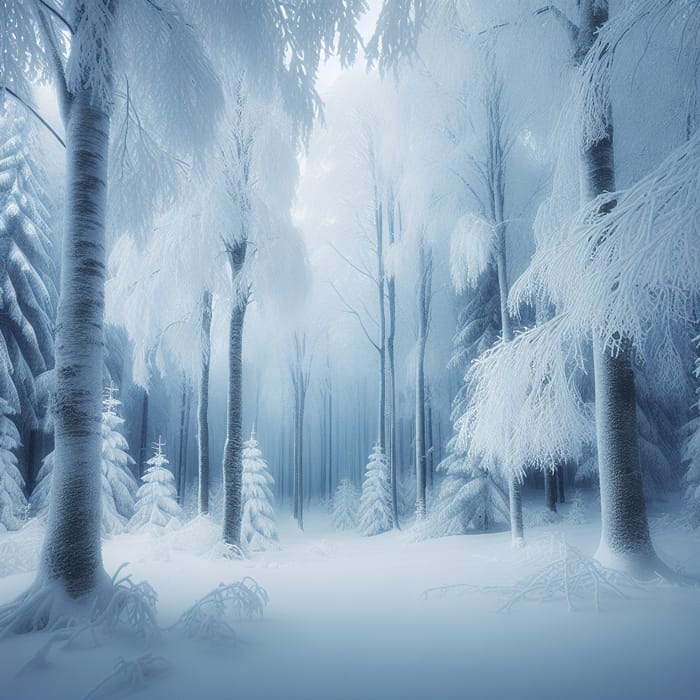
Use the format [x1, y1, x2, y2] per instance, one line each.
[198, 289, 212, 515]
[40, 89, 111, 598]
[222, 242, 248, 547]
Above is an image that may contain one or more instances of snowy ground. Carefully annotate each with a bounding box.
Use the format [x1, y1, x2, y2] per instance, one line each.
[1, 498, 699, 700]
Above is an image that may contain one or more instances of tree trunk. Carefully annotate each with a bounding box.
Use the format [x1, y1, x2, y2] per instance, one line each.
[222, 242, 247, 546]
[177, 377, 187, 503]
[40, 91, 111, 598]
[376, 202, 387, 451]
[295, 388, 305, 530]
[508, 473, 524, 544]
[556, 464, 566, 504]
[387, 194, 399, 527]
[544, 469, 557, 512]
[426, 389, 433, 490]
[327, 390, 333, 501]
[575, 0, 656, 575]
[198, 289, 212, 515]
[415, 242, 431, 520]
[495, 227, 524, 545]
[138, 389, 149, 477]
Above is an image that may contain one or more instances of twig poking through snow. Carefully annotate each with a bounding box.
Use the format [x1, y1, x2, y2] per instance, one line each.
[83, 653, 171, 700]
[170, 577, 269, 643]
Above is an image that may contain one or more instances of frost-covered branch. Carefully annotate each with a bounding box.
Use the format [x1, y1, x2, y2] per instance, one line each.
[2, 87, 65, 148]
[461, 314, 594, 478]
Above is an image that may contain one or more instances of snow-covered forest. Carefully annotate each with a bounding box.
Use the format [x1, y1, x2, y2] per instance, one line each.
[0, 1, 699, 698]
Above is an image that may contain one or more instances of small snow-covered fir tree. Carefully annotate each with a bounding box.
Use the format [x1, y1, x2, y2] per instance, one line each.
[129, 437, 182, 534]
[101, 383, 138, 535]
[429, 463, 509, 536]
[30, 384, 139, 534]
[332, 479, 360, 530]
[0, 399, 27, 531]
[241, 431, 279, 550]
[358, 444, 392, 536]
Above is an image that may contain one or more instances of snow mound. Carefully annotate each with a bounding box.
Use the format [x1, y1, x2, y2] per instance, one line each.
[0, 518, 43, 576]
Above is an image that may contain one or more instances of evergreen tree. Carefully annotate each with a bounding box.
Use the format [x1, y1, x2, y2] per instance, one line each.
[435, 268, 505, 537]
[430, 464, 509, 536]
[129, 437, 182, 534]
[358, 444, 392, 536]
[332, 479, 360, 531]
[241, 431, 279, 551]
[0, 399, 27, 531]
[28, 450, 51, 518]
[100, 383, 138, 535]
[0, 106, 57, 456]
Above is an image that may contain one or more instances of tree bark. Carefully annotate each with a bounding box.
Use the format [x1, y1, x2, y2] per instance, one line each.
[222, 242, 248, 547]
[574, 0, 656, 575]
[40, 90, 111, 598]
[198, 289, 212, 515]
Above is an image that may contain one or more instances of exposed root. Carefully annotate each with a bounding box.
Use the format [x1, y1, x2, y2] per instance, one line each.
[0, 564, 159, 644]
[422, 538, 644, 612]
[83, 653, 171, 700]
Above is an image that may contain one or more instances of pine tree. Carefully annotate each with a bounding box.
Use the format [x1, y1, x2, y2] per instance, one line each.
[100, 383, 138, 535]
[129, 437, 182, 534]
[0, 399, 27, 531]
[28, 450, 52, 518]
[358, 444, 392, 536]
[241, 431, 279, 551]
[332, 479, 360, 531]
[430, 464, 509, 536]
[0, 106, 57, 453]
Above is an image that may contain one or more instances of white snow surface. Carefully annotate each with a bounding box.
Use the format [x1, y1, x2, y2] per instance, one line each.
[0, 502, 699, 700]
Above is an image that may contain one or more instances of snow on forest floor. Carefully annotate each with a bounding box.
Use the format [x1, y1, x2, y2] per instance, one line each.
[1, 498, 699, 700]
